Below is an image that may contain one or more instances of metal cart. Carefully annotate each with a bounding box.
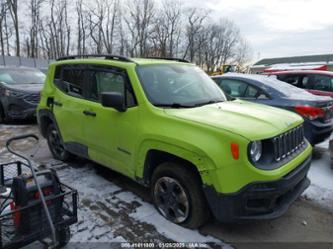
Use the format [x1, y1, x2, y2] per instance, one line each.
[0, 134, 78, 249]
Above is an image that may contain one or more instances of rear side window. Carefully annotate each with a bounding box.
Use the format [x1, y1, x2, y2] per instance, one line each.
[219, 79, 248, 97]
[53, 65, 86, 98]
[277, 74, 300, 86]
[62, 66, 85, 98]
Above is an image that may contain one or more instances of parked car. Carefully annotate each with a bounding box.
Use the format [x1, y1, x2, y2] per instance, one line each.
[0, 67, 45, 123]
[212, 73, 333, 145]
[38, 55, 312, 228]
[266, 70, 333, 98]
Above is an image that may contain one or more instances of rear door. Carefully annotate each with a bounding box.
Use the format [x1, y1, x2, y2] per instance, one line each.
[52, 64, 87, 145]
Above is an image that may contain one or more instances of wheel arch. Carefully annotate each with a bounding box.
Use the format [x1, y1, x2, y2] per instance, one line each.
[141, 149, 205, 187]
[38, 109, 59, 138]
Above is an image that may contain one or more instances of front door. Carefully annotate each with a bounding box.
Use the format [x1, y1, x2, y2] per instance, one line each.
[80, 65, 139, 177]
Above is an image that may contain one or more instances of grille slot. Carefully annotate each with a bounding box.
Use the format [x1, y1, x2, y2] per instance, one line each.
[272, 125, 305, 162]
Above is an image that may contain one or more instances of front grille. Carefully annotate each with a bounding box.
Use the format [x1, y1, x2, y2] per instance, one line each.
[11, 91, 40, 105]
[272, 125, 305, 162]
[23, 93, 40, 105]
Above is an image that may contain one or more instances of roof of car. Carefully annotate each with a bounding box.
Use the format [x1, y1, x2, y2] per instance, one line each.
[212, 73, 332, 101]
[266, 70, 333, 76]
[53, 56, 191, 66]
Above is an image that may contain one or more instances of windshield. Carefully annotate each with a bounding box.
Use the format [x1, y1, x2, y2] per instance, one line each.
[137, 64, 226, 107]
[0, 68, 46, 84]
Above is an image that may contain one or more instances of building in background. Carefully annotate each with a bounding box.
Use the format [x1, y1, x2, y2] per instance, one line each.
[251, 54, 333, 74]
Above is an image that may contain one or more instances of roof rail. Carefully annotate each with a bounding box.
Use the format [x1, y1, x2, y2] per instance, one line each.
[56, 54, 135, 63]
[145, 57, 190, 63]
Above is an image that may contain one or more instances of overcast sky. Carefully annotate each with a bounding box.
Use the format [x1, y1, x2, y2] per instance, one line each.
[185, 0, 333, 62]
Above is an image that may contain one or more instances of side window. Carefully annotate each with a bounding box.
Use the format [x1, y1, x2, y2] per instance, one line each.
[220, 79, 248, 97]
[212, 77, 221, 84]
[61, 65, 85, 98]
[300, 75, 309, 89]
[244, 85, 259, 98]
[87, 69, 136, 107]
[278, 74, 299, 86]
[54, 66, 62, 90]
[311, 75, 333, 92]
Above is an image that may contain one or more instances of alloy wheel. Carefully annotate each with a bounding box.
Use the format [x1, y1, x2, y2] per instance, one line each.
[48, 127, 67, 159]
[153, 176, 190, 223]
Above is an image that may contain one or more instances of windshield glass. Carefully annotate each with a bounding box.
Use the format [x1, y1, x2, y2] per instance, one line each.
[0, 68, 46, 84]
[137, 64, 226, 107]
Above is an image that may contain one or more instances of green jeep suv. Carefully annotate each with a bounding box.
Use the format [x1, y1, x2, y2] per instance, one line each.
[37, 55, 312, 228]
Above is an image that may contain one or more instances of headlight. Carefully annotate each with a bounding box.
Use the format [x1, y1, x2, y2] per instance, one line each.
[4, 88, 19, 97]
[249, 141, 262, 162]
[4, 89, 12, 96]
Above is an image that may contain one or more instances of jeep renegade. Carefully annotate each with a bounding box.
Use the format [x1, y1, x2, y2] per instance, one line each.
[37, 55, 312, 228]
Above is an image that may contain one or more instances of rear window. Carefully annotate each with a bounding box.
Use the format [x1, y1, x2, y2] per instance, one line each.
[0, 68, 45, 84]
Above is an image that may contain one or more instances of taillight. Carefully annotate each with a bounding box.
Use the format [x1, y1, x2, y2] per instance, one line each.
[295, 105, 325, 120]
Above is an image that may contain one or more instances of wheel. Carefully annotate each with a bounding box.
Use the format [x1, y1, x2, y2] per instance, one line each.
[151, 162, 209, 228]
[56, 226, 70, 248]
[46, 123, 71, 161]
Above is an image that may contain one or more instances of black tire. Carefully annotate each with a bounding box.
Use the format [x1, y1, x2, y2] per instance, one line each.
[56, 226, 71, 248]
[0, 103, 6, 124]
[46, 123, 71, 161]
[151, 162, 209, 229]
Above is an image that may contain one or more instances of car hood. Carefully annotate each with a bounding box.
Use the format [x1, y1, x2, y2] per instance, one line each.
[164, 100, 303, 141]
[4, 83, 43, 92]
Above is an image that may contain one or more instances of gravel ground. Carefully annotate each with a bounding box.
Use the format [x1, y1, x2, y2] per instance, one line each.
[0, 122, 333, 249]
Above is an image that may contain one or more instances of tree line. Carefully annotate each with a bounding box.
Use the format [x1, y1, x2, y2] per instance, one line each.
[0, 0, 252, 73]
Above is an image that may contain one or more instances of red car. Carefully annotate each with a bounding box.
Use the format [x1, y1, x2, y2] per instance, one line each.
[266, 70, 333, 98]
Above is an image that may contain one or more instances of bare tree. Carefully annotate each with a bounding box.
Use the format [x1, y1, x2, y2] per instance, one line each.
[6, 0, 19, 56]
[86, 0, 121, 54]
[234, 38, 252, 70]
[76, 0, 87, 55]
[39, 0, 71, 58]
[151, 0, 182, 57]
[182, 8, 209, 62]
[0, 0, 8, 56]
[26, 0, 45, 58]
[124, 0, 155, 57]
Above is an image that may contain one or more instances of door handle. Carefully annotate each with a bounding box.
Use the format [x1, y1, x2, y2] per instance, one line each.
[83, 110, 96, 117]
[53, 101, 63, 107]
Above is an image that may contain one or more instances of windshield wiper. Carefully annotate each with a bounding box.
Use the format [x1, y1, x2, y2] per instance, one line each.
[154, 103, 196, 108]
[193, 100, 224, 107]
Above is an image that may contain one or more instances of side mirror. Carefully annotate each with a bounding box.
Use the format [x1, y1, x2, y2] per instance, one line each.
[101, 92, 126, 112]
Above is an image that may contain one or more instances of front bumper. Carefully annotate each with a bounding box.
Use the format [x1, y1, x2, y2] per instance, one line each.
[204, 156, 311, 223]
[2, 95, 39, 120]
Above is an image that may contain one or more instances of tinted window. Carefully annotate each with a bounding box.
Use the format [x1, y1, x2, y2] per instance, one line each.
[61, 65, 85, 98]
[277, 74, 299, 86]
[310, 75, 333, 92]
[87, 68, 136, 107]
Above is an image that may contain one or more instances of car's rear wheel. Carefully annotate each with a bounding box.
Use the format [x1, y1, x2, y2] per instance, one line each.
[46, 123, 71, 161]
[151, 162, 209, 228]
